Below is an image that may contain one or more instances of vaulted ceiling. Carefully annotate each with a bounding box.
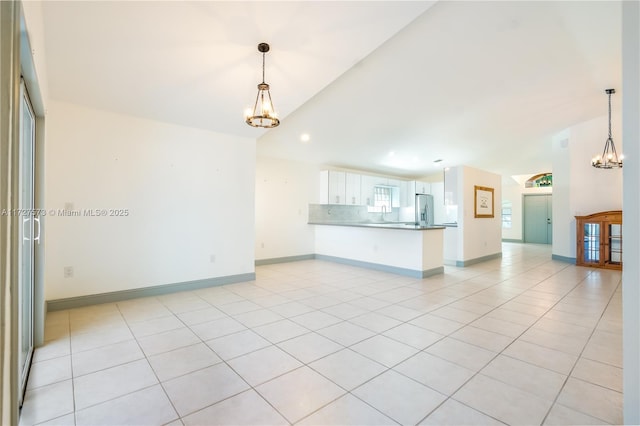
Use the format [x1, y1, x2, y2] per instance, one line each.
[38, 1, 622, 179]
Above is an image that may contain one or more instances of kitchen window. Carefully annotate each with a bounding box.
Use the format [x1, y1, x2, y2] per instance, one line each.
[369, 186, 392, 213]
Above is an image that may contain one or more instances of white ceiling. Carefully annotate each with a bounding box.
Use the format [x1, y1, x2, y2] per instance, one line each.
[41, 1, 434, 136]
[39, 0, 622, 180]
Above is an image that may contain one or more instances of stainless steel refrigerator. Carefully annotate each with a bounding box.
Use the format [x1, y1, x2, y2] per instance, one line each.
[415, 194, 434, 226]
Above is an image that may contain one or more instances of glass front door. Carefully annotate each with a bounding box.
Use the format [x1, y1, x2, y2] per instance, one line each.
[18, 79, 36, 405]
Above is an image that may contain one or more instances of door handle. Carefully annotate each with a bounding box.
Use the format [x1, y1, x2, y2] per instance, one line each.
[21, 217, 40, 244]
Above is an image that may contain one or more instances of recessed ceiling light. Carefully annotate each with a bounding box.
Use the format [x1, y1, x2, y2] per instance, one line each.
[300, 133, 310, 143]
[388, 151, 395, 157]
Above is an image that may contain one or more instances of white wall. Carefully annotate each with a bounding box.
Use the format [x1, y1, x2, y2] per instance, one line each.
[553, 114, 623, 259]
[21, 0, 49, 110]
[569, 113, 623, 216]
[458, 166, 503, 262]
[552, 130, 572, 257]
[44, 101, 256, 300]
[622, 1, 640, 421]
[255, 157, 318, 260]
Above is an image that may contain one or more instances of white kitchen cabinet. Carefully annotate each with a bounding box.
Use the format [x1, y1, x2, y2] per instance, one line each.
[406, 181, 416, 206]
[321, 171, 403, 207]
[345, 173, 362, 205]
[444, 167, 458, 205]
[404, 181, 423, 207]
[416, 181, 431, 194]
[430, 181, 446, 224]
[319, 170, 346, 205]
[361, 174, 377, 206]
[398, 180, 410, 207]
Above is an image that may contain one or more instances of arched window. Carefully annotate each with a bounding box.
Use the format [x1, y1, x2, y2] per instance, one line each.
[525, 173, 552, 188]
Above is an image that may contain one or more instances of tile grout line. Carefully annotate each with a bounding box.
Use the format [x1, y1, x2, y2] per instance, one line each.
[27, 245, 622, 426]
[291, 258, 564, 425]
[112, 299, 185, 425]
[539, 274, 623, 426]
[156, 292, 297, 425]
[411, 261, 602, 425]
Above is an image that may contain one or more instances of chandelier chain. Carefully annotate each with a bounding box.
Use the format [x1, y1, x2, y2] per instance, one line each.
[608, 91, 612, 140]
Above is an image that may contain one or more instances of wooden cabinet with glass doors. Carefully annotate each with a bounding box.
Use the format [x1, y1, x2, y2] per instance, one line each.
[575, 210, 622, 270]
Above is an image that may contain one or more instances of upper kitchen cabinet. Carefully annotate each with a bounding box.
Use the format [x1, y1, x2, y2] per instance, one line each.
[403, 181, 431, 207]
[345, 173, 362, 205]
[415, 181, 431, 194]
[361, 174, 377, 206]
[444, 167, 458, 205]
[320, 170, 346, 205]
[398, 180, 410, 207]
[320, 171, 402, 207]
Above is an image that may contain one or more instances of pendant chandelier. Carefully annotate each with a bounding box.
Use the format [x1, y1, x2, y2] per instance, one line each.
[245, 43, 280, 128]
[592, 89, 623, 169]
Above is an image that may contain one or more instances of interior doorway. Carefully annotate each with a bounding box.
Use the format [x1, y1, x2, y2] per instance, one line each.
[524, 194, 552, 244]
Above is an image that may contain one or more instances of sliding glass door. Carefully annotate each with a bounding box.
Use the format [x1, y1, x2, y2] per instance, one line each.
[18, 79, 36, 405]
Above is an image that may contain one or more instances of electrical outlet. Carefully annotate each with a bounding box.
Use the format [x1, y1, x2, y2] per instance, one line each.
[64, 266, 73, 278]
[209, 254, 216, 263]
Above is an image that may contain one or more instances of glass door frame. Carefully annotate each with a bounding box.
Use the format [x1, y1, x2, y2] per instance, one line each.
[18, 78, 36, 407]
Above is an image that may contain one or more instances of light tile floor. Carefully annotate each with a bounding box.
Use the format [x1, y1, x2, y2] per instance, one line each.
[20, 243, 623, 425]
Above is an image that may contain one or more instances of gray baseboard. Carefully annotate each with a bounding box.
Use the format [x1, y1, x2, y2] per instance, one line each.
[46, 272, 256, 312]
[47, 249, 509, 311]
[552, 254, 576, 264]
[502, 238, 523, 243]
[315, 254, 443, 278]
[255, 254, 315, 266]
[454, 252, 503, 267]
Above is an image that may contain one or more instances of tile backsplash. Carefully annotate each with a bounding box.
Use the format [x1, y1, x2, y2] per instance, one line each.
[308, 204, 400, 223]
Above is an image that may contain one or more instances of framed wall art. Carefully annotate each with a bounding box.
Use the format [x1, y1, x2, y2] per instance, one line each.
[474, 185, 494, 218]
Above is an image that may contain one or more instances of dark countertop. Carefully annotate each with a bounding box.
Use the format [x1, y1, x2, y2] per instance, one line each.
[308, 221, 445, 231]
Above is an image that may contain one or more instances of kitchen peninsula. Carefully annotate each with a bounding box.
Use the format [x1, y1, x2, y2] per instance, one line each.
[310, 221, 444, 278]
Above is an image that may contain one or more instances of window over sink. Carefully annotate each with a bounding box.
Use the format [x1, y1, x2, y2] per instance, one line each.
[368, 185, 392, 213]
